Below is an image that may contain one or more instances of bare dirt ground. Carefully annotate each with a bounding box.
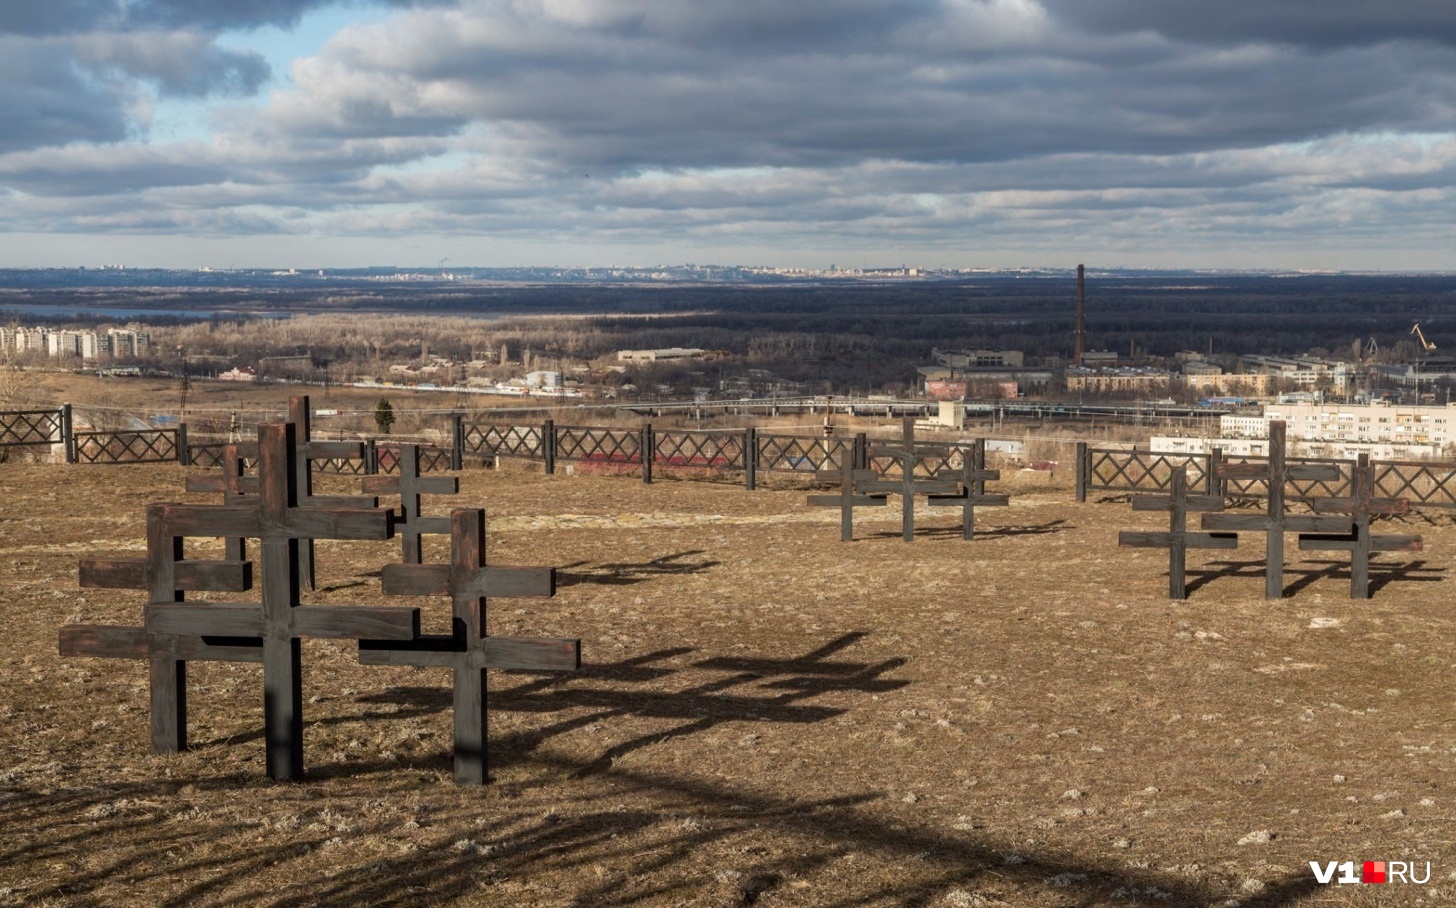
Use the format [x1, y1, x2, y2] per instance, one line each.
[1, 459, 1453, 907]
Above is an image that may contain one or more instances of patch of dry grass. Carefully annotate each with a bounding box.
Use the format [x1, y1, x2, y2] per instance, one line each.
[1, 460, 1453, 907]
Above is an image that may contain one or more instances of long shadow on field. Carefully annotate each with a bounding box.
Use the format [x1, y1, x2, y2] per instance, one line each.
[1184, 558, 1444, 598]
[866, 519, 1068, 541]
[3, 753, 1324, 908]
[555, 550, 721, 587]
[364, 632, 907, 779]
[12, 638, 1321, 908]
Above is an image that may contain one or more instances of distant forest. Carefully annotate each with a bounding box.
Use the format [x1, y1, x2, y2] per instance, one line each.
[5, 272, 1455, 395]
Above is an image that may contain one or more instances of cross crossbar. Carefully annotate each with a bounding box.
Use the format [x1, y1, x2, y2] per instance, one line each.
[1297, 453, 1423, 598]
[806, 460, 886, 541]
[1120, 466, 1235, 599]
[360, 444, 461, 563]
[358, 508, 579, 785]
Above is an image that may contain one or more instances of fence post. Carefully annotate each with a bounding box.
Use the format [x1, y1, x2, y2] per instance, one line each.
[744, 426, 757, 491]
[365, 439, 379, 475]
[1209, 447, 1226, 498]
[854, 432, 868, 471]
[451, 414, 465, 470]
[1075, 441, 1088, 502]
[176, 423, 190, 465]
[61, 403, 76, 464]
[543, 419, 555, 475]
[641, 423, 654, 484]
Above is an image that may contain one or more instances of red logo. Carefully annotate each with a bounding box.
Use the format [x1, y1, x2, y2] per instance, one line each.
[1362, 862, 1386, 884]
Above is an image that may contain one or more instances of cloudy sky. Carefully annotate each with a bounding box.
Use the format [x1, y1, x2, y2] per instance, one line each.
[3, 0, 1456, 270]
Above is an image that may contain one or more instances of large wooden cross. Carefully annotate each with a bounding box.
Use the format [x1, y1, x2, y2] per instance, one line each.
[1200, 421, 1351, 599]
[1119, 466, 1237, 599]
[60, 505, 257, 753]
[361, 443, 460, 563]
[148, 422, 420, 780]
[861, 420, 961, 541]
[358, 508, 579, 785]
[1299, 453, 1422, 599]
[928, 438, 1010, 540]
[806, 457, 886, 542]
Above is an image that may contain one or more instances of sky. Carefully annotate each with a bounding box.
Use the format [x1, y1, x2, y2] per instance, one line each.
[3, 0, 1456, 271]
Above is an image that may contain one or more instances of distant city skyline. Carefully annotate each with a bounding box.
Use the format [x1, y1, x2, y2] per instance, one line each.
[4, 2, 1456, 271]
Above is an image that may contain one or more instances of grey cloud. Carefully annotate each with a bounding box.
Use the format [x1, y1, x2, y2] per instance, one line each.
[1041, 0, 1456, 48]
[0, 40, 134, 152]
[0, 0, 456, 36]
[73, 31, 270, 96]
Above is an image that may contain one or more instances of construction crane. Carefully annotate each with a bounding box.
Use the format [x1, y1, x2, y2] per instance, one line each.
[1411, 323, 1436, 400]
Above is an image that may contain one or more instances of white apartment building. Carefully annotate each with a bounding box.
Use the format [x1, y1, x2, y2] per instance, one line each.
[1, 325, 150, 359]
[1153, 401, 1456, 460]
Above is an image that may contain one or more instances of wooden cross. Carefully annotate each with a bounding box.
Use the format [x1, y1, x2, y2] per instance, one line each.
[184, 441, 251, 560]
[60, 504, 258, 753]
[862, 420, 960, 541]
[185, 397, 374, 587]
[1299, 453, 1422, 599]
[1118, 466, 1237, 599]
[806, 457, 886, 542]
[288, 395, 377, 588]
[928, 438, 1010, 540]
[147, 422, 420, 780]
[358, 508, 579, 785]
[1200, 421, 1351, 599]
[361, 443, 460, 563]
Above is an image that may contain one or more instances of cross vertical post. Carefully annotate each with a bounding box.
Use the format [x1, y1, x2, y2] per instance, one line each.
[929, 439, 1009, 540]
[1119, 466, 1236, 599]
[1201, 421, 1349, 599]
[361, 443, 459, 563]
[360, 508, 579, 785]
[1300, 453, 1422, 598]
[807, 458, 886, 541]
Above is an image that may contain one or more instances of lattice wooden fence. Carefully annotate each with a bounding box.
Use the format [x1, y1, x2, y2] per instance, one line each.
[0, 406, 65, 448]
[72, 428, 179, 464]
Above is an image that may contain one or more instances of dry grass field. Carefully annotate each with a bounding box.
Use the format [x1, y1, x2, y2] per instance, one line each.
[2, 458, 1453, 907]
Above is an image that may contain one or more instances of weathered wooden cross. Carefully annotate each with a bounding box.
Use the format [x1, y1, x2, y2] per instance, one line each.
[61, 505, 257, 753]
[361, 443, 460, 563]
[1118, 466, 1237, 599]
[806, 457, 886, 541]
[1299, 453, 1422, 599]
[1200, 421, 1351, 599]
[151, 422, 419, 779]
[928, 438, 1010, 540]
[359, 508, 580, 785]
[862, 419, 963, 541]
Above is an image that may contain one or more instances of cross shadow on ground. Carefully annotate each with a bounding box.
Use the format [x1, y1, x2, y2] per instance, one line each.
[556, 550, 721, 587]
[363, 632, 908, 779]
[1183, 558, 1443, 597]
[865, 519, 1068, 541]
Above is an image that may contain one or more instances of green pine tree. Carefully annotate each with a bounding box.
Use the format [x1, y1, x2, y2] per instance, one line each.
[373, 397, 395, 435]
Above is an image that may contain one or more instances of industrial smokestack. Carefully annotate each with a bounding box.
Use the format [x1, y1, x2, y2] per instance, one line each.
[1074, 264, 1086, 367]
